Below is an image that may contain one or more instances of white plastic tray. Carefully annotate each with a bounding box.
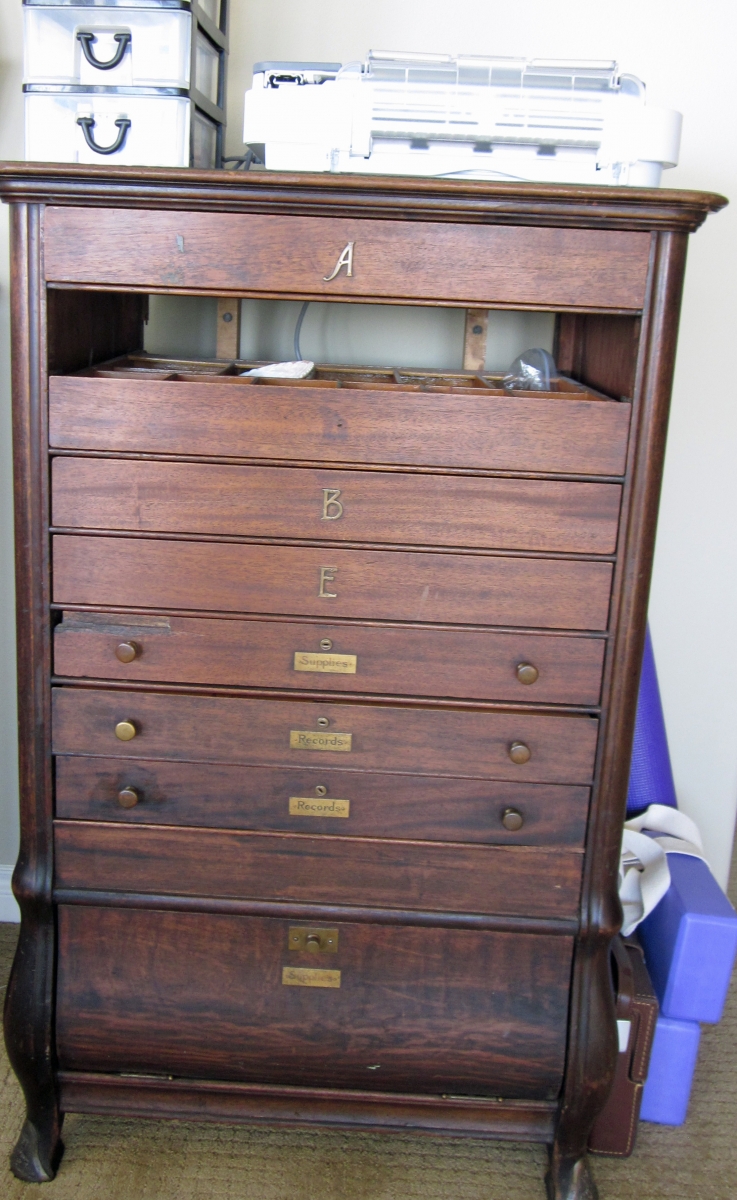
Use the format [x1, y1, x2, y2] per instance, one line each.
[25, 91, 191, 166]
[24, 5, 191, 89]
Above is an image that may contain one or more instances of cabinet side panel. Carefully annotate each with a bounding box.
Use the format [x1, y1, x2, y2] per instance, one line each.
[47, 290, 146, 375]
[552, 231, 689, 1177]
[2, 203, 63, 1181]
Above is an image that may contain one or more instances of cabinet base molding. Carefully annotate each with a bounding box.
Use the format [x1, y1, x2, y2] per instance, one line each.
[57, 1071, 556, 1141]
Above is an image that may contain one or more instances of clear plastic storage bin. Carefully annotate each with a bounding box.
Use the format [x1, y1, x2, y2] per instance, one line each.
[194, 26, 221, 105]
[24, 91, 191, 167]
[23, 4, 192, 89]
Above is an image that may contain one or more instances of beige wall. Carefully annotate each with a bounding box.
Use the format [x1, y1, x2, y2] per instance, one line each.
[0, 0, 23, 865]
[1, 0, 736, 884]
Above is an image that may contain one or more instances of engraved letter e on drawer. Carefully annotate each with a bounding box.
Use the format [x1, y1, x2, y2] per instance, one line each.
[319, 567, 338, 598]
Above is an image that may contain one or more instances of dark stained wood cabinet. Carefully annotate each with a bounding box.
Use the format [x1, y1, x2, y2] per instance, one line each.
[0, 162, 725, 1199]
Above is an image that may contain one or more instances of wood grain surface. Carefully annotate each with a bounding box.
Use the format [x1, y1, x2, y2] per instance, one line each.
[43, 208, 651, 310]
[51, 458, 622, 555]
[56, 905, 574, 1096]
[0, 162, 725, 232]
[53, 612, 606, 705]
[52, 536, 614, 631]
[51, 687, 599, 783]
[48, 376, 632, 477]
[0, 161, 725, 1188]
[53, 820, 583, 918]
[54, 755, 591, 846]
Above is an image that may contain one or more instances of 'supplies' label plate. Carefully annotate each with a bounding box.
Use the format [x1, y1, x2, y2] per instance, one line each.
[282, 967, 341, 988]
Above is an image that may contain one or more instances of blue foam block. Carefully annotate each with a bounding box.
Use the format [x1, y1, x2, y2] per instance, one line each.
[638, 853, 737, 1024]
[639, 1016, 701, 1125]
[626, 626, 678, 815]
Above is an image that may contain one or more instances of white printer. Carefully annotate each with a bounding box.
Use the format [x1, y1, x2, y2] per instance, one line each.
[243, 51, 682, 186]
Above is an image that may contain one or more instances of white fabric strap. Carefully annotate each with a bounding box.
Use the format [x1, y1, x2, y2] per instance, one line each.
[618, 804, 707, 936]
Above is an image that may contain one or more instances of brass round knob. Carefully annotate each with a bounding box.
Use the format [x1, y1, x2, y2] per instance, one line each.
[115, 641, 139, 664]
[502, 807, 524, 831]
[305, 934, 321, 952]
[315, 785, 328, 797]
[114, 720, 137, 742]
[317, 716, 330, 727]
[516, 662, 539, 685]
[117, 786, 141, 809]
[509, 741, 531, 765]
[319, 638, 333, 651]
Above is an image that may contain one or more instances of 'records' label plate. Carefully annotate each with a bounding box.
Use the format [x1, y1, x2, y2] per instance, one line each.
[289, 730, 352, 752]
[282, 967, 341, 988]
[289, 797, 350, 818]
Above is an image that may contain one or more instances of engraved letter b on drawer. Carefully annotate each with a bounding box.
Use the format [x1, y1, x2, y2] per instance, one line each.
[321, 489, 343, 521]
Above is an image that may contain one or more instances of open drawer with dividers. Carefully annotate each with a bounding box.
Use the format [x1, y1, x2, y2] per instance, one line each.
[49, 355, 631, 476]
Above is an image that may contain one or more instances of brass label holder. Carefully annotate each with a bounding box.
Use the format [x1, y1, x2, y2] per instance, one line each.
[289, 796, 350, 818]
[290, 730, 352, 752]
[282, 967, 341, 988]
[294, 652, 357, 675]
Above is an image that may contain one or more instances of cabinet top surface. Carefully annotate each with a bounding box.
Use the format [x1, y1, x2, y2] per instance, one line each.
[0, 162, 726, 233]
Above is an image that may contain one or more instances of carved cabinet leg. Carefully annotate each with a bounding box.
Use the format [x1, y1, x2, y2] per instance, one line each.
[4, 911, 64, 1181]
[546, 1149, 598, 1200]
[545, 935, 619, 1200]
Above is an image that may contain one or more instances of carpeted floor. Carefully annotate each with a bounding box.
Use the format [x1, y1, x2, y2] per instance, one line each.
[1, 855, 735, 1199]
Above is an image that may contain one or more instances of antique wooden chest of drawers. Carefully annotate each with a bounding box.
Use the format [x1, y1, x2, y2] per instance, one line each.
[0, 163, 724, 1199]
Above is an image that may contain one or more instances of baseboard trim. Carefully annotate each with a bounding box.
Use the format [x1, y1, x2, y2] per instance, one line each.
[0, 865, 20, 922]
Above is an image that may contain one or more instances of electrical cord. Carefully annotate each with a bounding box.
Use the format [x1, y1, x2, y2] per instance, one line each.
[294, 300, 310, 360]
[222, 147, 262, 170]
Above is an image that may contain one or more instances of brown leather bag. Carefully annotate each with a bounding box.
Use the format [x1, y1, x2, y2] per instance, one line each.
[589, 937, 659, 1157]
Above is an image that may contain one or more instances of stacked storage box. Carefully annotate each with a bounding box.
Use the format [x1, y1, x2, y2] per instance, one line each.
[627, 629, 737, 1125]
[23, 0, 228, 168]
[638, 855, 737, 1124]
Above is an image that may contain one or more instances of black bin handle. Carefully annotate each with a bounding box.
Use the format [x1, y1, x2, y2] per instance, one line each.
[76, 116, 131, 156]
[77, 31, 131, 71]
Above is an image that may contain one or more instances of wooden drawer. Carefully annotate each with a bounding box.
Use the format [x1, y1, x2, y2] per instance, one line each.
[56, 905, 574, 1098]
[48, 377, 632, 478]
[52, 688, 599, 784]
[52, 536, 613, 631]
[44, 207, 651, 310]
[52, 458, 622, 555]
[54, 820, 582, 918]
[53, 613, 606, 705]
[55, 756, 590, 846]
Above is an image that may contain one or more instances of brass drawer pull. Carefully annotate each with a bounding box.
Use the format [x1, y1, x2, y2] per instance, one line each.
[516, 662, 539, 685]
[501, 807, 524, 831]
[115, 641, 140, 664]
[117, 786, 141, 809]
[288, 927, 339, 953]
[114, 720, 138, 742]
[508, 741, 531, 765]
